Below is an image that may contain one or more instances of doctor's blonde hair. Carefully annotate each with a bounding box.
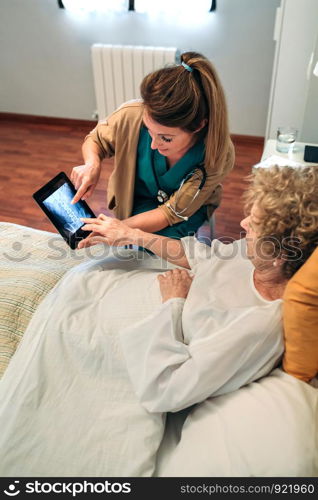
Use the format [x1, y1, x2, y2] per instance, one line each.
[140, 51, 231, 173]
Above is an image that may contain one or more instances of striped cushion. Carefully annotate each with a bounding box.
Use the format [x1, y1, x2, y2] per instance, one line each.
[0, 223, 104, 378]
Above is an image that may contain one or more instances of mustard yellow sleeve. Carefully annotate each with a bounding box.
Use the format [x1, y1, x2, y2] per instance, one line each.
[158, 141, 235, 226]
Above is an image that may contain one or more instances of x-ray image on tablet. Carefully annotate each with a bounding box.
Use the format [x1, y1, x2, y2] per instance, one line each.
[43, 183, 92, 233]
[33, 172, 96, 249]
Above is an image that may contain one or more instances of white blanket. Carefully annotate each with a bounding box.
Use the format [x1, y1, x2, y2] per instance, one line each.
[0, 248, 174, 477]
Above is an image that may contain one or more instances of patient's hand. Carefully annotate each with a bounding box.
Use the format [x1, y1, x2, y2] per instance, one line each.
[158, 269, 193, 303]
[78, 214, 135, 248]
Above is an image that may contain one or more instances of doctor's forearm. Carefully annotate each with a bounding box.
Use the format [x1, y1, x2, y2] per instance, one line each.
[123, 208, 168, 232]
[82, 138, 104, 168]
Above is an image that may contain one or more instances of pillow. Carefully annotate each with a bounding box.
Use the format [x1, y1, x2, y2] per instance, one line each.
[156, 368, 318, 477]
[283, 246, 318, 382]
[0, 222, 104, 379]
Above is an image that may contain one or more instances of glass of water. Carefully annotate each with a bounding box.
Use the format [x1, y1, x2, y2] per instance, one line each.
[276, 126, 298, 153]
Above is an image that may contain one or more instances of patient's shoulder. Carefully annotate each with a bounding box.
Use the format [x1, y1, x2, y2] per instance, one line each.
[211, 237, 247, 259]
[181, 236, 247, 270]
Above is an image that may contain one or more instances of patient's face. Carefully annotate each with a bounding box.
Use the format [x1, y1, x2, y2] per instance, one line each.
[240, 203, 269, 268]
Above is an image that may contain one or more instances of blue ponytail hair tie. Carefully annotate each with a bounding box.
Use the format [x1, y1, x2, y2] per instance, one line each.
[181, 61, 193, 73]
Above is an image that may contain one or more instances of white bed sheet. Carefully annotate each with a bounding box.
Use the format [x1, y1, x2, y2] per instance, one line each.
[0, 248, 175, 477]
[155, 368, 318, 477]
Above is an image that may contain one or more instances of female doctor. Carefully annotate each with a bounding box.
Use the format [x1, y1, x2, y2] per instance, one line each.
[71, 51, 235, 239]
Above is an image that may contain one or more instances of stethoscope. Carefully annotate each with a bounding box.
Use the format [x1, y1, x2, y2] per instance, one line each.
[155, 164, 207, 221]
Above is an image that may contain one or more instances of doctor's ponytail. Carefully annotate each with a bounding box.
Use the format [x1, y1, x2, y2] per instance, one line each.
[140, 51, 231, 173]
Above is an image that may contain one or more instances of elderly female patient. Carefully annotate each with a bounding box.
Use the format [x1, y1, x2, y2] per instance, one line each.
[78, 164, 318, 412]
[0, 165, 317, 476]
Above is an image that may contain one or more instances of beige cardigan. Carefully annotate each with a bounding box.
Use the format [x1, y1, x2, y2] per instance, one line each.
[86, 101, 235, 225]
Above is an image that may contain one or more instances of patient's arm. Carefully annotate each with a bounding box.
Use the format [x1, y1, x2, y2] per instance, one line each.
[134, 229, 190, 269]
[78, 214, 190, 269]
[123, 207, 169, 233]
[120, 299, 283, 413]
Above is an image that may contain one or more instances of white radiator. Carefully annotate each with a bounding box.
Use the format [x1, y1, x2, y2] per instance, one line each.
[91, 44, 178, 120]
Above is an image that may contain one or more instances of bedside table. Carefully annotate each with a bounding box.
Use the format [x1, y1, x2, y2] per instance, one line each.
[262, 139, 318, 165]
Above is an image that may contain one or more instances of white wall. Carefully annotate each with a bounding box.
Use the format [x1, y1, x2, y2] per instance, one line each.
[0, 0, 280, 135]
[265, 0, 318, 142]
[302, 32, 318, 143]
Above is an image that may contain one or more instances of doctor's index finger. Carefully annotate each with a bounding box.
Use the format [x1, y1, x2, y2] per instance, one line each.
[80, 217, 107, 225]
[71, 191, 83, 205]
[71, 184, 89, 204]
[80, 223, 103, 233]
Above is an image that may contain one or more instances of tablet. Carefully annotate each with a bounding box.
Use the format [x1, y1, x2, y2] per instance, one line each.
[33, 172, 96, 249]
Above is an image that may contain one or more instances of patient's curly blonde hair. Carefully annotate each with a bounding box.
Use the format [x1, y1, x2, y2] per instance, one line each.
[244, 165, 318, 279]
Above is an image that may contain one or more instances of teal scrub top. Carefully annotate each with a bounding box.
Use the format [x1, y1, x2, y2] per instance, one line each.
[132, 126, 207, 239]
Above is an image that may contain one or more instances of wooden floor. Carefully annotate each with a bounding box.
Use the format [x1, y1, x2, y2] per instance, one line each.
[0, 117, 264, 240]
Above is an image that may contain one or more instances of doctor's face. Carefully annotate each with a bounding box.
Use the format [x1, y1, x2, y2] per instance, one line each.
[142, 110, 198, 159]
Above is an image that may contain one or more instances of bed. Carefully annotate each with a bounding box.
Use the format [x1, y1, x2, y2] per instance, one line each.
[0, 221, 317, 477]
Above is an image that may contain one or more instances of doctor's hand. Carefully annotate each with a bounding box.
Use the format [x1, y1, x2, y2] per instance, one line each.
[71, 162, 101, 204]
[158, 269, 194, 303]
[77, 214, 135, 249]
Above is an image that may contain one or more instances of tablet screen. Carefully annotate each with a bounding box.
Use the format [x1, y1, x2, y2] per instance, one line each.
[33, 172, 96, 249]
[43, 182, 92, 234]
